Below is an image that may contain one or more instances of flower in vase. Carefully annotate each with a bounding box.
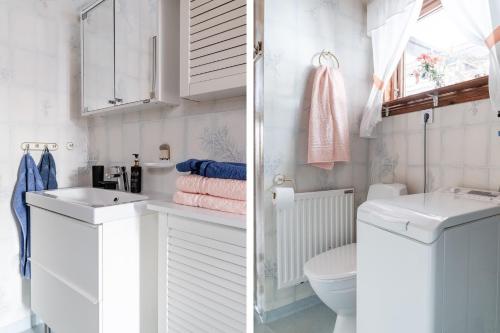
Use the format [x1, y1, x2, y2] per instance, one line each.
[413, 53, 444, 87]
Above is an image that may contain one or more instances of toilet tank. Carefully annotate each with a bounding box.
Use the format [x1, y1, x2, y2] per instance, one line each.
[367, 183, 407, 201]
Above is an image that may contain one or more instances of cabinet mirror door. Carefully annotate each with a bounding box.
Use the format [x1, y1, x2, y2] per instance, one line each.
[82, 0, 115, 113]
[115, 0, 158, 105]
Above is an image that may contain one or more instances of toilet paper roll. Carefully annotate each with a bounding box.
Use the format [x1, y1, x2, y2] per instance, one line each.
[272, 187, 295, 210]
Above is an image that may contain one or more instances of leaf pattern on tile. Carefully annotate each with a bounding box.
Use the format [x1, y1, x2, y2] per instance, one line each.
[264, 153, 283, 177]
[470, 101, 479, 116]
[36, 0, 50, 9]
[354, 192, 367, 207]
[69, 32, 80, 52]
[369, 139, 398, 184]
[264, 51, 283, 77]
[199, 126, 244, 162]
[0, 69, 13, 83]
[147, 0, 157, 14]
[306, 0, 337, 18]
[427, 169, 437, 192]
[264, 260, 278, 279]
[40, 99, 53, 117]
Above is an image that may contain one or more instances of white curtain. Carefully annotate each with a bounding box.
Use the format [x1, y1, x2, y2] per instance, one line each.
[360, 0, 423, 138]
[441, 0, 500, 112]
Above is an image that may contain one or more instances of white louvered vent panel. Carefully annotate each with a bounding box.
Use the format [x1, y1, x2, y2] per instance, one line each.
[181, 0, 246, 99]
[189, 0, 246, 82]
[276, 189, 355, 289]
[166, 216, 246, 333]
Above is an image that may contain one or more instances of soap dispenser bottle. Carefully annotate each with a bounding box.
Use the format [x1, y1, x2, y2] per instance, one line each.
[130, 154, 142, 193]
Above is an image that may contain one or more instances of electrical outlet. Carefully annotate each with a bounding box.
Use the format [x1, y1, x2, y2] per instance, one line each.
[423, 109, 433, 124]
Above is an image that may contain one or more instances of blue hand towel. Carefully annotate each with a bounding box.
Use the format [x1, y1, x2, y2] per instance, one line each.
[176, 159, 208, 174]
[12, 154, 44, 279]
[176, 159, 246, 180]
[38, 151, 58, 190]
[201, 161, 246, 180]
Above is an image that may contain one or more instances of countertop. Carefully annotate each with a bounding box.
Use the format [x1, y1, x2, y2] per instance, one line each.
[147, 200, 246, 230]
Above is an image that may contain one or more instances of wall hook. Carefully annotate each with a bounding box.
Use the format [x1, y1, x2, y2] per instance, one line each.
[21, 142, 58, 152]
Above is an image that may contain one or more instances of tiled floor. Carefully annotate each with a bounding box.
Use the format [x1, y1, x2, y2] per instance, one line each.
[20, 325, 44, 333]
[22, 305, 335, 333]
[255, 303, 336, 333]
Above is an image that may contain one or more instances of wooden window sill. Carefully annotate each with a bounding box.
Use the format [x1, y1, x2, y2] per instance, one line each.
[382, 76, 490, 117]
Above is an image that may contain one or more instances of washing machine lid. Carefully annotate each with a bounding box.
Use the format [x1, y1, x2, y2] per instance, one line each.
[304, 243, 356, 280]
[357, 187, 500, 244]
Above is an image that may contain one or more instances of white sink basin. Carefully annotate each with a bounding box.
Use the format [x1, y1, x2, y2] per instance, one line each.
[26, 187, 150, 224]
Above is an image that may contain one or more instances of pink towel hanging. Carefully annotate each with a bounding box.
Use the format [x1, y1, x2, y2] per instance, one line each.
[307, 65, 350, 170]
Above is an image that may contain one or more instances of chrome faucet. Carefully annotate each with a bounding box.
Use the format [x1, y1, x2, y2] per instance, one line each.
[108, 166, 130, 192]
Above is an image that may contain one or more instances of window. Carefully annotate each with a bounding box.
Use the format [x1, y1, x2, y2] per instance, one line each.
[384, 0, 490, 114]
[405, 5, 489, 95]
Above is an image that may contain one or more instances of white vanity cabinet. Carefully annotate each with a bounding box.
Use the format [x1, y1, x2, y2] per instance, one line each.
[81, 0, 179, 115]
[147, 202, 247, 333]
[29, 207, 158, 333]
[180, 0, 247, 101]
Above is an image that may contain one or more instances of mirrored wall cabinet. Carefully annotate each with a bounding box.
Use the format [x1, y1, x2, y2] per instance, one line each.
[180, 0, 247, 101]
[81, 0, 179, 116]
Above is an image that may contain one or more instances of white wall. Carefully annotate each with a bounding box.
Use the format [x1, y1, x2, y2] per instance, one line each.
[87, 96, 246, 195]
[0, 0, 89, 331]
[0, 1, 247, 331]
[369, 99, 500, 193]
[258, 0, 372, 314]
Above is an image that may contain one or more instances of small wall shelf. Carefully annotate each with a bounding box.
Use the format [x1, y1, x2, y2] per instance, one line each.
[143, 161, 176, 169]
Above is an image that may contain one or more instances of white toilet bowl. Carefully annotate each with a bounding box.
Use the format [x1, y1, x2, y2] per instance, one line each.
[304, 243, 357, 333]
[304, 183, 407, 333]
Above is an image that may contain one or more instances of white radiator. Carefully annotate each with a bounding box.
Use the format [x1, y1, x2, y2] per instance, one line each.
[276, 188, 355, 289]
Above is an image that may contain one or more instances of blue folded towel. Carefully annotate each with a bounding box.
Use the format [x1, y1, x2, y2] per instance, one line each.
[12, 154, 44, 279]
[38, 150, 58, 190]
[176, 159, 246, 180]
[176, 159, 207, 174]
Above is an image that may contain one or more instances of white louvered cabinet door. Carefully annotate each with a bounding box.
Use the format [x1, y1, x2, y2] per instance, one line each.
[180, 0, 247, 101]
[160, 214, 246, 333]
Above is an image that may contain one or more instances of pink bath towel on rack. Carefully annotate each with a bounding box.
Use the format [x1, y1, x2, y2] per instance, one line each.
[307, 65, 350, 170]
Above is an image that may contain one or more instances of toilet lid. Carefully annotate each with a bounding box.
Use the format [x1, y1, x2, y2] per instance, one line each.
[304, 243, 356, 280]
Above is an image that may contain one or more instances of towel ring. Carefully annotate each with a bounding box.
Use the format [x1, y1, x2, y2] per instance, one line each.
[318, 50, 340, 69]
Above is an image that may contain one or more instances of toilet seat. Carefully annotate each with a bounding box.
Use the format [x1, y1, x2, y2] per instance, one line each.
[304, 243, 356, 281]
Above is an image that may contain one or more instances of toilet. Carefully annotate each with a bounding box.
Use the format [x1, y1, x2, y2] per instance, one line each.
[304, 183, 407, 333]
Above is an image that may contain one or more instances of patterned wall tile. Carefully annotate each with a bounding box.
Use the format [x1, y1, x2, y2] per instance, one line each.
[87, 99, 246, 196]
[0, 0, 225, 329]
[259, 0, 371, 314]
[369, 99, 500, 194]
[0, 0, 89, 329]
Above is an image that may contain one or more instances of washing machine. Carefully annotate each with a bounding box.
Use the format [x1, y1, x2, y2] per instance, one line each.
[357, 187, 500, 333]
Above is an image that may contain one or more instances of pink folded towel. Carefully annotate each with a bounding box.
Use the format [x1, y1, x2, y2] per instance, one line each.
[307, 65, 350, 170]
[173, 191, 246, 215]
[176, 174, 246, 201]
